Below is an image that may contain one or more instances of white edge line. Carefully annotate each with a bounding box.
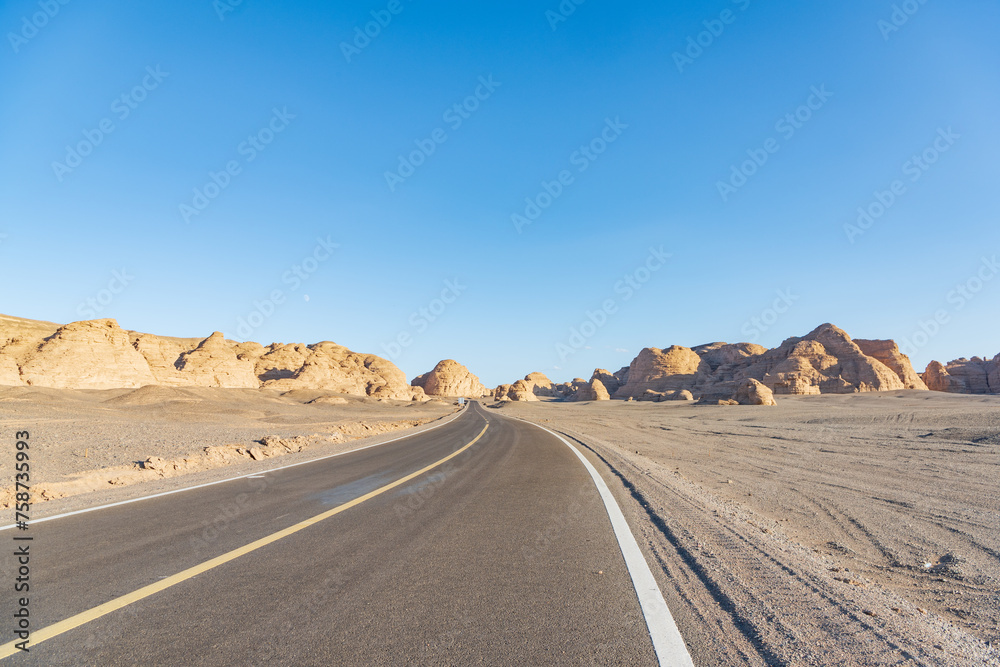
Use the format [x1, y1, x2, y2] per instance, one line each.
[2, 405, 467, 531]
[500, 412, 694, 667]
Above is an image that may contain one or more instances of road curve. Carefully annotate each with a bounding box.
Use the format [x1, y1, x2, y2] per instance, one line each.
[2, 401, 681, 665]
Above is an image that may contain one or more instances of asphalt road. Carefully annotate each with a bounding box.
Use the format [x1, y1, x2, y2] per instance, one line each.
[1, 401, 665, 665]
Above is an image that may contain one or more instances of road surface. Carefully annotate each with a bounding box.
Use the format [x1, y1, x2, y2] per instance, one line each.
[1, 401, 689, 665]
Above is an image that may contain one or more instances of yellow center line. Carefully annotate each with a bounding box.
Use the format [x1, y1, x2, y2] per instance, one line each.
[0, 422, 489, 658]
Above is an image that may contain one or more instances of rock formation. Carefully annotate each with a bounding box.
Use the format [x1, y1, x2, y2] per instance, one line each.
[600, 324, 923, 401]
[590, 369, 623, 395]
[854, 339, 927, 390]
[175, 332, 259, 388]
[736, 324, 906, 395]
[555, 378, 588, 398]
[411, 360, 488, 397]
[689, 342, 767, 399]
[19, 319, 157, 389]
[0, 313, 422, 400]
[269, 342, 417, 400]
[509, 379, 538, 401]
[494, 380, 539, 402]
[733, 378, 777, 406]
[571, 378, 610, 401]
[523, 372, 556, 397]
[132, 333, 201, 385]
[613, 346, 710, 400]
[254, 343, 313, 383]
[922, 356, 1000, 394]
[0, 355, 20, 385]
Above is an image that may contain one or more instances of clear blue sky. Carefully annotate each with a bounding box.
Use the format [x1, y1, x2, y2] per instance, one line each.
[2, 0, 998, 388]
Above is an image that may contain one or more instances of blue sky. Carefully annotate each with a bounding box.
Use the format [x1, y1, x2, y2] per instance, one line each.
[1, 0, 998, 388]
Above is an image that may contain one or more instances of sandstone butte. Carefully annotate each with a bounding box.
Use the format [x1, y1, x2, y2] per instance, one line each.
[497, 323, 991, 403]
[411, 359, 489, 398]
[0, 314, 424, 400]
[494, 379, 538, 402]
[921, 355, 1000, 394]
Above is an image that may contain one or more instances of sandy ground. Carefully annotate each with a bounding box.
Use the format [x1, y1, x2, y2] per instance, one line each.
[0, 386, 456, 509]
[494, 391, 1000, 666]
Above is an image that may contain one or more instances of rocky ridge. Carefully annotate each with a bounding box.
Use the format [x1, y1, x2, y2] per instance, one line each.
[498, 324, 941, 404]
[0, 314, 424, 400]
[921, 355, 1000, 394]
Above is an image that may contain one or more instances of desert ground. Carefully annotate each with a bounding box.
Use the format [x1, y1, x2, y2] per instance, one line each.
[491, 391, 999, 664]
[0, 385, 457, 511]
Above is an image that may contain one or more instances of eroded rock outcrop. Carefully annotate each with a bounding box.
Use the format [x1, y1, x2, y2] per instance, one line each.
[509, 379, 538, 401]
[854, 339, 927, 390]
[0, 355, 22, 385]
[412, 360, 488, 398]
[733, 378, 777, 406]
[922, 356, 1000, 394]
[524, 372, 556, 397]
[175, 332, 258, 388]
[493, 380, 539, 402]
[254, 343, 312, 383]
[269, 342, 417, 400]
[738, 324, 905, 395]
[20, 319, 157, 389]
[689, 342, 767, 400]
[0, 313, 422, 400]
[613, 346, 710, 400]
[594, 324, 919, 401]
[555, 378, 589, 398]
[590, 369, 623, 396]
[132, 333, 201, 385]
[571, 378, 610, 401]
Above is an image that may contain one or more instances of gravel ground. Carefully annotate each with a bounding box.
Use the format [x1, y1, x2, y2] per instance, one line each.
[0, 385, 456, 508]
[494, 391, 1000, 666]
